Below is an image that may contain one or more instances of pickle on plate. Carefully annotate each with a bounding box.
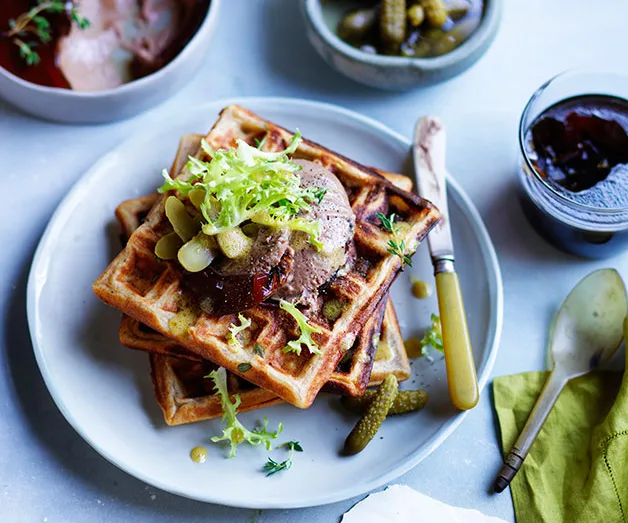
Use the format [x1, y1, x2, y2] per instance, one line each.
[380, 0, 407, 52]
[341, 388, 429, 415]
[343, 374, 398, 455]
[420, 0, 448, 27]
[337, 8, 378, 43]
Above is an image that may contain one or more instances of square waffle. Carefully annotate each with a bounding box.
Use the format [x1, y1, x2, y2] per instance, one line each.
[93, 105, 440, 408]
[146, 298, 409, 425]
[114, 137, 412, 397]
[115, 195, 408, 425]
[113, 137, 410, 425]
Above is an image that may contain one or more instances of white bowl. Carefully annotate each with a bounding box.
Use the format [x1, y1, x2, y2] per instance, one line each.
[0, 0, 221, 124]
[302, 0, 501, 91]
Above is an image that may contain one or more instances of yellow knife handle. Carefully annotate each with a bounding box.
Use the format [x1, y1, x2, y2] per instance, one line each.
[435, 270, 479, 410]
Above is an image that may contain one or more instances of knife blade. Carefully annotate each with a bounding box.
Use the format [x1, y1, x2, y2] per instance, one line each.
[413, 116, 479, 411]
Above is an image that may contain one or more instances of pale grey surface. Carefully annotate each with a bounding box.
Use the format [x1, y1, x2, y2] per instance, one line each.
[1, 1, 627, 522]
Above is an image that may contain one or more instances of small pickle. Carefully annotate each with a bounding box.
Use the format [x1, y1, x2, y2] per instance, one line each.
[407, 4, 425, 27]
[337, 8, 378, 44]
[343, 374, 398, 455]
[188, 188, 206, 210]
[380, 0, 407, 52]
[178, 232, 217, 272]
[431, 16, 481, 56]
[155, 232, 183, 260]
[165, 196, 200, 242]
[446, 0, 470, 21]
[341, 388, 429, 415]
[420, 0, 448, 27]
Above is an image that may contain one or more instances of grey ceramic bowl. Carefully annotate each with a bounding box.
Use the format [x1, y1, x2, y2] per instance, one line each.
[302, 0, 501, 90]
[0, 0, 221, 124]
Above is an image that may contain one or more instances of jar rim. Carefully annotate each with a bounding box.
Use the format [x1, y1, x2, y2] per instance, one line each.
[518, 68, 628, 215]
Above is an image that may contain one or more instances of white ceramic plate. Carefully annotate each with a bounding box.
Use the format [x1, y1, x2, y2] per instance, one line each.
[27, 98, 502, 509]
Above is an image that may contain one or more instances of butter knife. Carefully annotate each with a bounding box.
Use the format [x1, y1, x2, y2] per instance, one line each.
[413, 116, 479, 410]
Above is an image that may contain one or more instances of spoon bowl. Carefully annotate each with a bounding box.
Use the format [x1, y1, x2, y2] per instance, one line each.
[495, 268, 627, 492]
[550, 268, 627, 376]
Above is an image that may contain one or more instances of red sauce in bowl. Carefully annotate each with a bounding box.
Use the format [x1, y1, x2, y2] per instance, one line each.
[0, 0, 71, 88]
[0, 0, 210, 90]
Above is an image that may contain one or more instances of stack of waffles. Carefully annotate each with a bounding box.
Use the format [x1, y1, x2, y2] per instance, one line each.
[93, 105, 440, 425]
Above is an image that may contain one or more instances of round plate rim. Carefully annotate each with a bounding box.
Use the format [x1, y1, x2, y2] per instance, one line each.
[26, 96, 503, 509]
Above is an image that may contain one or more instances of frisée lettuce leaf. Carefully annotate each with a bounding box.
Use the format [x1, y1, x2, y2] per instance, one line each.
[419, 313, 443, 356]
[279, 300, 323, 355]
[158, 131, 322, 248]
[207, 367, 282, 458]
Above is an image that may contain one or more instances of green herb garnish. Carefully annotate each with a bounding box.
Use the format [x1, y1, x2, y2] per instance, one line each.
[228, 313, 251, 349]
[312, 188, 327, 204]
[5, 1, 89, 66]
[420, 313, 443, 356]
[254, 343, 265, 357]
[158, 131, 324, 250]
[279, 300, 323, 355]
[376, 212, 413, 267]
[263, 441, 303, 476]
[237, 363, 252, 373]
[206, 367, 282, 458]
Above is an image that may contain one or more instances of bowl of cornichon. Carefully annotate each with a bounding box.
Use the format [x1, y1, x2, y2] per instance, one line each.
[301, 0, 501, 90]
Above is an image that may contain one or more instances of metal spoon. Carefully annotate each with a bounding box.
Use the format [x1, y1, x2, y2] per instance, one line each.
[494, 268, 627, 493]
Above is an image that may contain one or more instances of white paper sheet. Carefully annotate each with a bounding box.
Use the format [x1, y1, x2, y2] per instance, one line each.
[342, 485, 508, 523]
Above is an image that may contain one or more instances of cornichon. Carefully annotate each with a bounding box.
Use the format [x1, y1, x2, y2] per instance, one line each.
[432, 16, 482, 55]
[420, 0, 448, 28]
[343, 374, 398, 455]
[337, 8, 378, 43]
[380, 0, 407, 52]
[341, 388, 429, 415]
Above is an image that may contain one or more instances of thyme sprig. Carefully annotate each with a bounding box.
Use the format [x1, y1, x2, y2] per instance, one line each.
[376, 212, 413, 267]
[262, 441, 303, 476]
[5, 1, 89, 66]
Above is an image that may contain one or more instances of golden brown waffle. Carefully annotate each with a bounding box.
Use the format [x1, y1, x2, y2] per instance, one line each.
[148, 297, 408, 426]
[116, 137, 410, 425]
[368, 300, 411, 386]
[150, 354, 283, 425]
[93, 105, 440, 408]
[114, 148, 412, 396]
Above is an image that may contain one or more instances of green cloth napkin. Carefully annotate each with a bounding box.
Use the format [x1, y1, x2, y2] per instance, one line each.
[493, 351, 628, 523]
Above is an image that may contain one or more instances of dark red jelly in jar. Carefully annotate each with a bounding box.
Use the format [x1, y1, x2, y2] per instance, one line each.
[519, 93, 628, 258]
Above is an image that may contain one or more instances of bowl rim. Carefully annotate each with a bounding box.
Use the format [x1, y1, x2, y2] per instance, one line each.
[303, 0, 501, 70]
[0, 0, 221, 98]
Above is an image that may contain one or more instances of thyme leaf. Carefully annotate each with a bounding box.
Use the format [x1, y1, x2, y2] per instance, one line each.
[6, 1, 89, 67]
[377, 212, 413, 267]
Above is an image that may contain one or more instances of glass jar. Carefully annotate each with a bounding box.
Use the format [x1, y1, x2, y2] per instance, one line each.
[517, 70, 628, 259]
